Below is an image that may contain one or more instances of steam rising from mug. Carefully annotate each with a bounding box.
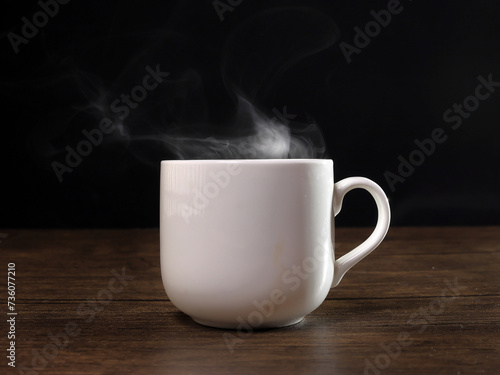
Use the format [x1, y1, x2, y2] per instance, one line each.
[128, 6, 337, 161]
[29, 5, 336, 164]
[154, 95, 327, 159]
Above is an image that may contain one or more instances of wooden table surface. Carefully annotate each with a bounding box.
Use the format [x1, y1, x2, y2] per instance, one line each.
[1, 227, 499, 375]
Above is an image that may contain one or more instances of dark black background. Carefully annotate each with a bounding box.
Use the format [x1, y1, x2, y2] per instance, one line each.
[1, 0, 499, 228]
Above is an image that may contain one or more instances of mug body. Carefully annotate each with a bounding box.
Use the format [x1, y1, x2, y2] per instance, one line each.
[160, 159, 334, 329]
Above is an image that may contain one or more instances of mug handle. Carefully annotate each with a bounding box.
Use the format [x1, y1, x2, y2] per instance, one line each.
[331, 177, 391, 287]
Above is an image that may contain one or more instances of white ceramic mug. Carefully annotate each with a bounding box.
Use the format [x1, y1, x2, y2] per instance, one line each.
[160, 159, 390, 329]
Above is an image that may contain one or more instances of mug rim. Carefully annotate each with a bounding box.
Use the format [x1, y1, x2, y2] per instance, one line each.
[161, 159, 332, 165]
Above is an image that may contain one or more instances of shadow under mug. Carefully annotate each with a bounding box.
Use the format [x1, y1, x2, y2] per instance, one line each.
[160, 159, 390, 329]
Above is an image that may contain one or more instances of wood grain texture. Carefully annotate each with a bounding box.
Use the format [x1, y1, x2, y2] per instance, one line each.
[0, 227, 499, 375]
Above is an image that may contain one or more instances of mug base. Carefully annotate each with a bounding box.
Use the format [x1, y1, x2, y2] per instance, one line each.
[191, 316, 305, 330]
